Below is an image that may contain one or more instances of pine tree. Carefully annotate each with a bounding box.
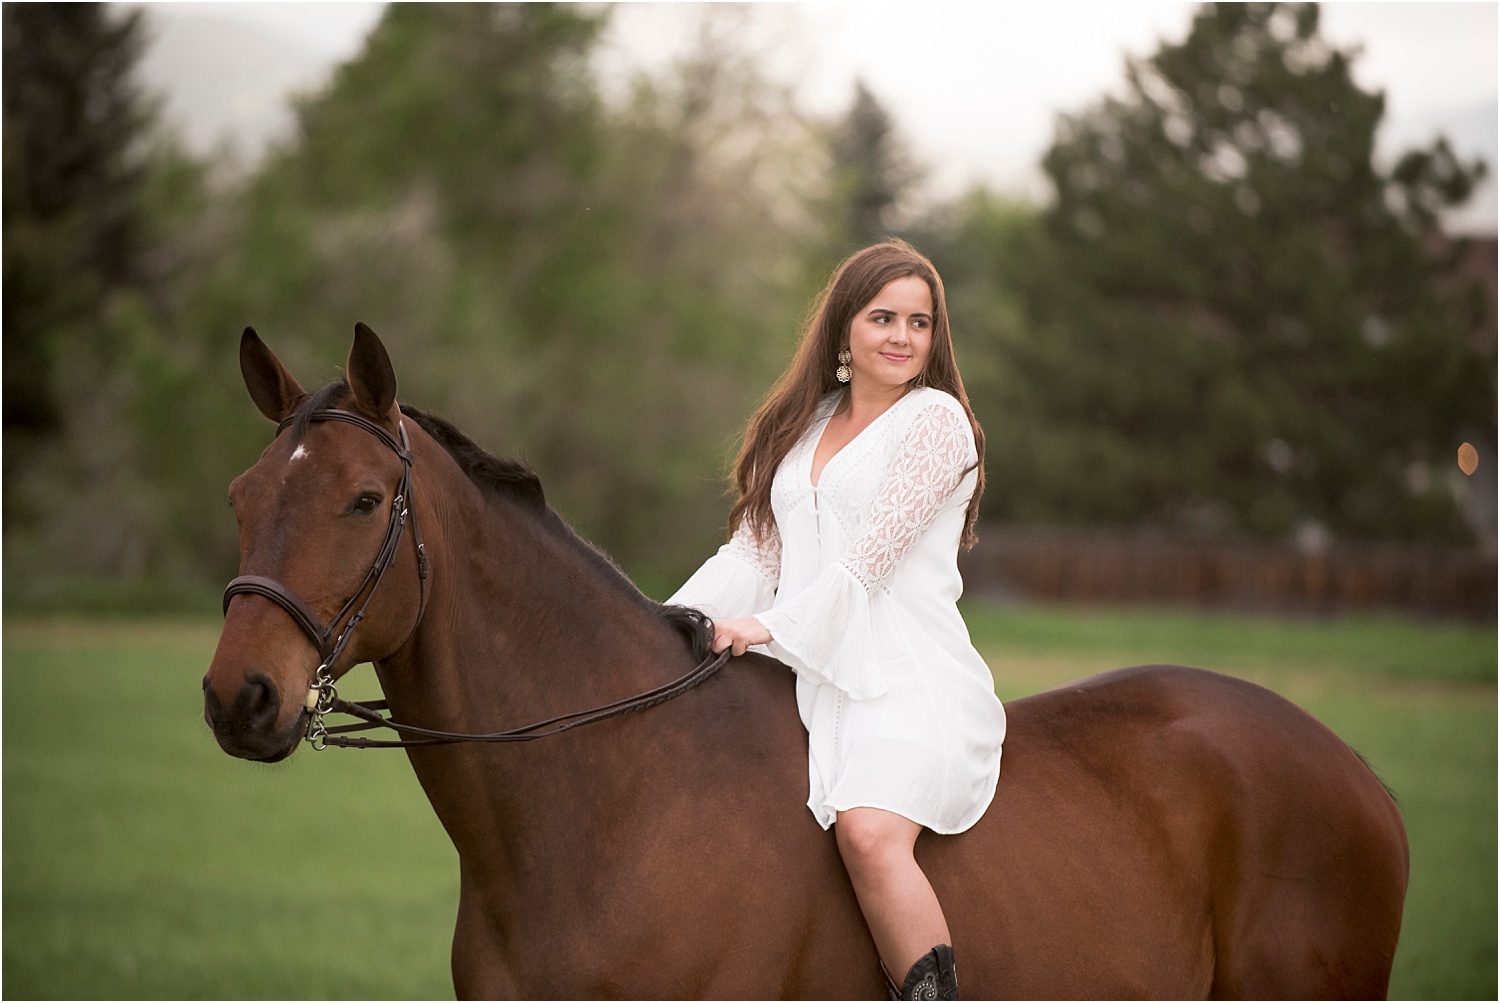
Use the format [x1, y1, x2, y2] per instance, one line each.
[3, 3, 153, 511]
[985, 1, 1490, 543]
[2, 1, 162, 548]
[829, 81, 920, 248]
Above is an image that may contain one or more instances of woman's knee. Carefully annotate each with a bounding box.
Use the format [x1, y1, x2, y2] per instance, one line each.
[836, 810, 917, 877]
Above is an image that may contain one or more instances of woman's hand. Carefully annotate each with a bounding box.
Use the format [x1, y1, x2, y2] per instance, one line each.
[712, 616, 772, 656]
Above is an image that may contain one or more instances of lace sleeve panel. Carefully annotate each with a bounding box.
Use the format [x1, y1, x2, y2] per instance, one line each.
[838, 403, 972, 594]
[723, 514, 782, 587]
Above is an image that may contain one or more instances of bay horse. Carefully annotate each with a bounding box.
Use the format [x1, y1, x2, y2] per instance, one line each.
[205, 324, 1408, 999]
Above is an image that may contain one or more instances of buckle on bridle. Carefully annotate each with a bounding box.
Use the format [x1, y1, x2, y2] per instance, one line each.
[305, 663, 339, 751]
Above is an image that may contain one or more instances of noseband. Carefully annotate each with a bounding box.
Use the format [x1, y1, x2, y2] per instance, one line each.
[223, 408, 430, 727]
[222, 405, 730, 751]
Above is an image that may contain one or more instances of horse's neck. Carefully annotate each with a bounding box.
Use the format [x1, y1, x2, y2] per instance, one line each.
[376, 466, 697, 882]
[417, 492, 684, 710]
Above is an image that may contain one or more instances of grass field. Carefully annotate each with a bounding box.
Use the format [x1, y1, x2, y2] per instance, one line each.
[4, 604, 1494, 999]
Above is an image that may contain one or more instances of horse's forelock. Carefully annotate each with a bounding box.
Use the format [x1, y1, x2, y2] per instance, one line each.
[286, 380, 354, 440]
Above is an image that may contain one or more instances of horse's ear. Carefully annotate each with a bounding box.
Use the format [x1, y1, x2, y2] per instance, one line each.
[347, 322, 399, 422]
[240, 327, 307, 423]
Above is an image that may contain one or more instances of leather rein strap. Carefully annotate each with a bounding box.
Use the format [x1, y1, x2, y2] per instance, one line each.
[221, 406, 731, 751]
[314, 648, 731, 749]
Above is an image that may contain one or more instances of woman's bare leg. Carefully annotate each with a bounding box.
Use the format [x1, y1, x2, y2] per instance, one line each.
[835, 806, 951, 978]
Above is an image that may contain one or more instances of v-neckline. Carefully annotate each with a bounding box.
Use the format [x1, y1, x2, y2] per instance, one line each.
[807, 390, 915, 490]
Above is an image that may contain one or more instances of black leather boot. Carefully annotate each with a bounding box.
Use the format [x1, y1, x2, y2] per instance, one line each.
[894, 944, 957, 1000]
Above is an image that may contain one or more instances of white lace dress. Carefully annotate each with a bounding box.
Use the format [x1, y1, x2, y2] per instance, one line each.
[669, 387, 1006, 833]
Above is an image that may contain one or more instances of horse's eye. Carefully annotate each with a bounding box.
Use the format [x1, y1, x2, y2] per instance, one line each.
[352, 493, 382, 514]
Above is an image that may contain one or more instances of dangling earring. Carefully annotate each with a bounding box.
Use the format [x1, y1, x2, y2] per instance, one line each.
[836, 348, 852, 384]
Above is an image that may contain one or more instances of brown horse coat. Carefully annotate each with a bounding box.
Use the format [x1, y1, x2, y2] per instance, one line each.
[206, 327, 1408, 999]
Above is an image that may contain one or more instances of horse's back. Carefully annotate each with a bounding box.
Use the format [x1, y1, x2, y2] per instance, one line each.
[924, 665, 1407, 1000]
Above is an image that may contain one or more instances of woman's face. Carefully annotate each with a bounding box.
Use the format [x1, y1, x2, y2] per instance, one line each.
[846, 275, 934, 392]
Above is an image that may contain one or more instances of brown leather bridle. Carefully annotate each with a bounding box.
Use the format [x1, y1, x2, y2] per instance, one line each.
[223, 407, 430, 747]
[223, 406, 729, 751]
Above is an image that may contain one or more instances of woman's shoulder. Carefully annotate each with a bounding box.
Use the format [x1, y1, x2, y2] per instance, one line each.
[899, 387, 970, 428]
[890, 388, 976, 462]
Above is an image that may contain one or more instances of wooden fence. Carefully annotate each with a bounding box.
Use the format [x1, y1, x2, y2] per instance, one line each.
[960, 526, 1497, 622]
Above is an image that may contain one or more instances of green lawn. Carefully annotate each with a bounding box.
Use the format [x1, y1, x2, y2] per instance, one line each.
[3, 620, 456, 999]
[4, 607, 1494, 999]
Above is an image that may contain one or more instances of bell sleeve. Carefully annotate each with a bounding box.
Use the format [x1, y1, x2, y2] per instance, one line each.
[752, 403, 973, 700]
[667, 517, 781, 621]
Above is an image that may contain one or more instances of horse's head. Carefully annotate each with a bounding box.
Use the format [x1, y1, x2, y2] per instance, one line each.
[204, 324, 428, 761]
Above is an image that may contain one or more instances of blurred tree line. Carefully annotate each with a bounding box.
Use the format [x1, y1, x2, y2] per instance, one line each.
[3, 2, 1492, 611]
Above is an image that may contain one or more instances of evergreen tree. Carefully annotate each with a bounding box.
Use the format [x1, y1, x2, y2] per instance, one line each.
[2, 3, 225, 588]
[829, 81, 920, 248]
[3, 3, 151, 472]
[984, 1, 1490, 543]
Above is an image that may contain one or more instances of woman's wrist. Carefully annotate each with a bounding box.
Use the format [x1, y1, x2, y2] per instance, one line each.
[712, 615, 772, 655]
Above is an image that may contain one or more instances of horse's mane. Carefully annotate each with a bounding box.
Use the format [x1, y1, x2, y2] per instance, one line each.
[399, 401, 548, 512]
[287, 381, 713, 661]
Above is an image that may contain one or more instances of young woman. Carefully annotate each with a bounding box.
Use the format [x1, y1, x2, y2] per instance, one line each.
[669, 239, 1006, 1000]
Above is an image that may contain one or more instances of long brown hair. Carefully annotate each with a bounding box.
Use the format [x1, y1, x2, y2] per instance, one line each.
[728, 239, 986, 549]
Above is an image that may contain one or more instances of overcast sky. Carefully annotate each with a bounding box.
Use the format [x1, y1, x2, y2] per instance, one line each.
[134, 2, 1498, 227]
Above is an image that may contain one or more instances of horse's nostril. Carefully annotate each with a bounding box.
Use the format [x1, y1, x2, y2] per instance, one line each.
[244, 672, 281, 731]
[204, 684, 224, 725]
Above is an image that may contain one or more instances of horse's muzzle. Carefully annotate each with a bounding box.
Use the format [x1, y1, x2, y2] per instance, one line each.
[203, 671, 306, 761]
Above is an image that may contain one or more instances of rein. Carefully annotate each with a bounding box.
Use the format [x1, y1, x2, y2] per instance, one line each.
[307, 647, 731, 749]
[222, 406, 732, 751]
